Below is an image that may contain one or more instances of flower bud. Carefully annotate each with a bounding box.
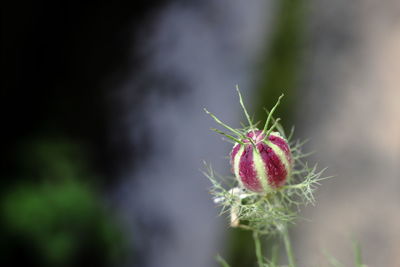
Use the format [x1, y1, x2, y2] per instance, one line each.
[230, 130, 292, 192]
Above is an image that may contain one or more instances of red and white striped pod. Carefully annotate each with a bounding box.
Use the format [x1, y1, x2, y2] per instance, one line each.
[230, 130, 292, 192]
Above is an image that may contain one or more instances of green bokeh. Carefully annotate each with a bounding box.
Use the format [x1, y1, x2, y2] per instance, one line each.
[254, 0, 307, 128]
[1, 139, 126, 266]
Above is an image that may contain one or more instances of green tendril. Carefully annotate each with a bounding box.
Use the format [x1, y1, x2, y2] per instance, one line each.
[262, 94, 284, 136]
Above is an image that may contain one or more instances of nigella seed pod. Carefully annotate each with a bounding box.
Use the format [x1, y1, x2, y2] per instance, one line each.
[230, 130, 292, 192]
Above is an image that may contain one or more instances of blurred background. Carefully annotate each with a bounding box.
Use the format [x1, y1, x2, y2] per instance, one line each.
[2, 0, 399, 267]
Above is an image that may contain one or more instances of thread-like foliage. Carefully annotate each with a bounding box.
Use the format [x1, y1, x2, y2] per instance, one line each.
[203, 89, 327, 267]
[203, 90, 329, 236]
[204, 88, 365, 267]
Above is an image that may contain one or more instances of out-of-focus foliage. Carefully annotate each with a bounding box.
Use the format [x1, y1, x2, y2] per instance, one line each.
[2, 2, 168, 266]
[0, 140, 126, 267]
[255, 0, 307, 127]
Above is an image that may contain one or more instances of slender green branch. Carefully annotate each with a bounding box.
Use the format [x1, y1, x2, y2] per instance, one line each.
[287, 126, 295, 141]
[211, 128, 245, 145]
[236, 85, 258, 149]
[262, 94, 284, 134]
[353, 241, 367, 267]
[263, 108, 286, 138]
[216, 254, 231, 267]
[270, 245, 279, 267]
[264, 118, 281, 140]
[253, 231, 265, 267]
[323, 250, 345, 267]
[204, 108, 243, 137]
[236, 85, 255, 132]
[281, 224, 296, 267]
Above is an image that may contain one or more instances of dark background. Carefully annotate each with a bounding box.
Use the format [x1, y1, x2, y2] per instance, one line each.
[2, 1, 399, 267]
[2, 1, 168, 266]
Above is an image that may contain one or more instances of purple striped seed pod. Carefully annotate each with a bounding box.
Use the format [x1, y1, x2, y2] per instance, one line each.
[230, 130, 292, 193]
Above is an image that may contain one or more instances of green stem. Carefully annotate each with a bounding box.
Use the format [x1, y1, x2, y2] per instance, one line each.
[270, 244, 279, 267]
[353, 241, 366, 267]
[253, 231, 264, 267]
[262, 94, 284, 134]
[282, 224, 296, 267]
[216, 254, 231, 267]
